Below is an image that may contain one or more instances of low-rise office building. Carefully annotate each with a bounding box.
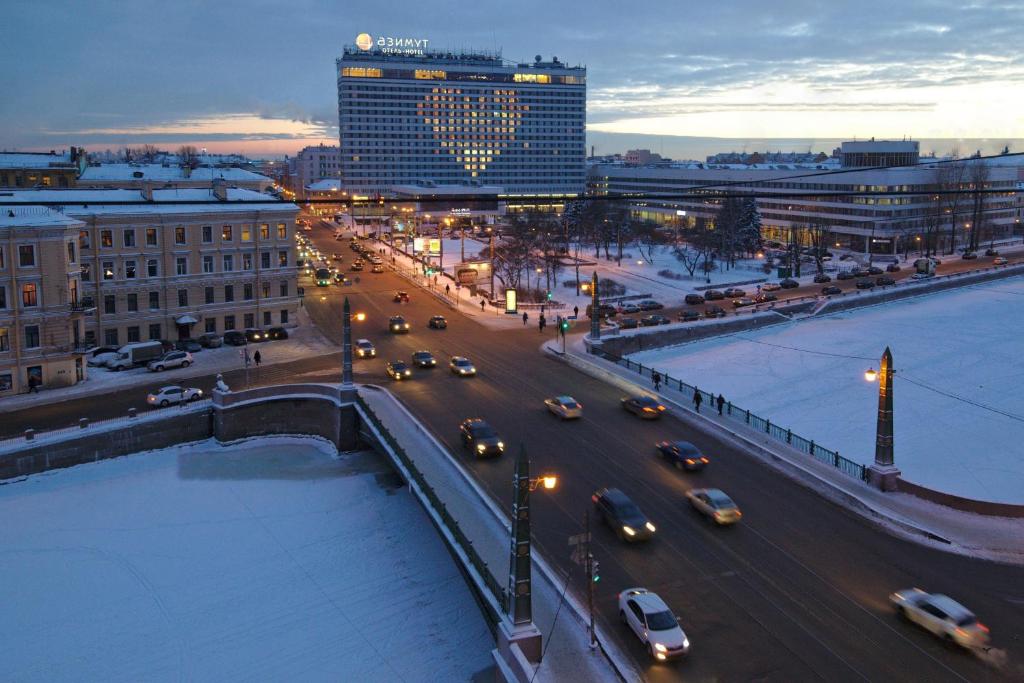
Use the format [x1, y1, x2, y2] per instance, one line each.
[4, 185, 299, 350]
[0, 207, 88, 396]
[78, 164, 274, 192]
[0, 149, 87, 188]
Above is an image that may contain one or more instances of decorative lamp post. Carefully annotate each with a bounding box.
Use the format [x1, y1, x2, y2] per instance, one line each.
[865, 346, 900, 490]
[341, 297, 354, 389]
[589, 271, 600, 340]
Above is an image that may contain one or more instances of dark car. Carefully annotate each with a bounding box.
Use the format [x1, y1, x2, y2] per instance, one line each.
[586, 303, 618, 319]
[886, 263, 901, 273]
[849, 268, 867, 278]
[334, 272, 349, 285]
[244, 328, 268, 343]
[389, 316, 411, 334]
[678, 310, 701, 322]
[821, 285, 842, 295]
[622, 395, 667, 419]
[732, 297, 756, 308]
[394, 290, 410, 303]
[385, 360, 412, 381]
[640, 314, 671, 327]
[684, 293, 705, 305]
[867, 266, 884, 275]
[223, 330, 247, 346]
[412, 350, 437, 368]
[722, 288, 746, 298]
[656, 440, 709, 471]
[174, 339, 202, 353]
[755, 293, 778, 303]
[961, 251, 978, 260]
[855, 279, 875, 289]
[617, 317, 639, 329]
[985, 248, 1000, 257]
[350, 261, 364, 271]
[266, 327, 289, 340]
[703, 289, 725, 300]
[836, 271, 856, 280]
[428, 315, 448, 329]
[779, 279, 800, 289]
[592, 488, 656, 542]
[197, 333, 223, 348]
[638, 299, 664, 311]
[460, 418, 504, 457]
[704, 305, 726, 318]
[813, 274, 832, 283]
[875, 276, 896, 286]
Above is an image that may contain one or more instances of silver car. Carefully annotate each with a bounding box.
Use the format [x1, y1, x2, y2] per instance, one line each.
[686, 488, 742, 525]
[890, 589, 990, 649]
[147, 350, 193, 372]
[146, 385, 203, 407]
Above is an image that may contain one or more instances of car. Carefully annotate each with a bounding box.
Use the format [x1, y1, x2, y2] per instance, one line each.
[813, 273, 832, 283]
[640, 314, 671, 327]
[350, 242, 361, 251]
[686, 488, 742, 525]
[332, 253, 343, 262]
[174, 339, 202, 353]
[875, 276, 896, 286]
[618, 588, 690, 660]
[223, 330, 247, 346]
[836, 271, 856, 280]
[389, 316, 410, 334]
[985, 248, 999, 256]
[459, 418, 504, 457]
[889, 589, 990, 649]
[147, 350, 193, 372]
[593, 488, 656, 542]
[911, 272, 934, 280]
[779, 278, 800, 289]
[244, 328, 268, 343]
[371, 263, 385, 273]
[586, 303, 618, 319]
[754, 293, 778, 303]
[993, 256, 1008, 265]
[637, 299, 664, 311]
[618, 302, 641, 314]
[334, 272, 350, 285]
[849, 268, 867, 278]
[266, 327, 289, 340]
[684, 293, 705, 305]
[411, 350, 436, 368]
[703, 305, 726, 318]
[886, 263, 902, 273]
[731, 297, 756, 308]
[544, 395, 583, 419]
[146, 385, 203, 407]
[722, 287, 746, 298]
[450, 356, 476, 376]
[350, 261, 364, 271]
[678, 310, 701, 322]
[867, 266, 884, 275]
[355, 338, 376, 358]
[617, 316, 639, 329]
[839, 253, 854, 261]
[621, 395, 666, 419]
[821, 285, 842, 295]
[86, 345, 121, 367]
[428, 315, 448, 329]
[385, 360, 412, 381]
[656, 441, 709, 471]
[703, 289, 725, 300]
[393, 291, 410, 303]
[961, 251, 978, 260]
[197, 333, 223, 349]
[855, 279, 875, 289]
[760, 282, 782, 292]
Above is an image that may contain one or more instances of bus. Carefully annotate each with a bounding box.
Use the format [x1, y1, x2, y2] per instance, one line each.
[315, 268, 331, 287]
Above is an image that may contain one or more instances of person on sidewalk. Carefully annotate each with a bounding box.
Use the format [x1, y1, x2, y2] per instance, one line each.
[538, 314, 546, 333]
[573, 305, 579, 318]
[445, 283, 451, 296]
[693, 388, 703, 412]
[652, 371, 661, 391]
[480, 299, 486, 312]
[522, 311, 529, 326]
[254, 350, 262, 367]
[717, 394, 725, 415]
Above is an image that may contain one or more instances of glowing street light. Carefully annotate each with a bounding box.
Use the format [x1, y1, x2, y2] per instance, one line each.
[864, 367, 877, 382]
[355, 312, 367, 321]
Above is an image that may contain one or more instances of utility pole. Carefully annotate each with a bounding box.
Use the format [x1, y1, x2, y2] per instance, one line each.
[489, 232, 495, 298]
[585, 510, 595, 647]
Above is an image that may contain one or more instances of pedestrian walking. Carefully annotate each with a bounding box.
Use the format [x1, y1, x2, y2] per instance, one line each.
[254, 350, 262, 367]
[539, 314, 546, 333]
[693, 388, 703, 412]
[480, 299, 486, 312]
[716, 394, 725, 415]
[573, 305, 579, 318]
[652, 371, 661, 391]
[522, 311, 529, 326]
[445, 283, 451, 296]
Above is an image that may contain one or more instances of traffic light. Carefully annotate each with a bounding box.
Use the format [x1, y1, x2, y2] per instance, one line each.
[546, 290, 553, 301]
[591, 559, 600, 583]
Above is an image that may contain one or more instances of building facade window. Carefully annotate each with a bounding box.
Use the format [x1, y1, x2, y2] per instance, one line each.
[175, 226, 186, 244]
[205, 287, 215, 304]
[205, 318, 216, 333]
[278, 250, 288, 267]
[241, 225, 252, 242]
[127, 293, 138, 312]
[67, 241, 76, 263]
[81, 263, 91, 281]
[177, 289, 188, 307]
[176, 257, 187, 275]
[203, 255, 214, 273]
[243, 253, 253, 270]
[147, 259, 158, 277]
[126, 326, 140, 343]
[260, 224, 270, 239]
[21, 283, 37, 307]
[146, 228, 158, 246]
[104, 294, 115, 314]
[0, 286, 6, 309]
[0, 327, 8, 351]
[100, 230, 113, 248]
[280, 309, 289, 324]
[123, 229, 136, 248]
[244, 313, 255, 328]
[263, 311, 272, 326]
[261, 251, 271, 269]
[125, 260, 137, 279]
[202, 225, 213, 243]
[279, 280, 288, 297]
[25, 325, 41, 348]
[224, 285, 234, 302]
[243, 283, 253, 300]
[222, 225, 233, 241]
[277, 223, 287, 239]
[262, 282, 270, 298]
[103, 261, 114, 280]
[223, 254, 234, 272]
[224, 315, 236, 330]
[148, 323, 161, 340]
[18, 245, 35, 267]
[78, 231, 89, 250]
[104, 328, 118, 346]
[149, 291, 160, 309]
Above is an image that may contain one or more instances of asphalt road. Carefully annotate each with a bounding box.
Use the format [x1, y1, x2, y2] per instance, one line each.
[4, 222, 1022, 681]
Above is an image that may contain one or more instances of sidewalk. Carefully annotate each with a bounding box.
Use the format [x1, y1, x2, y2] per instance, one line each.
[359, 385, 633, 682]
[548, 335, 1024, 566]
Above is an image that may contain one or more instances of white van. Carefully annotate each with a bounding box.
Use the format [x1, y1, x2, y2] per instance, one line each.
[106, 340, 165, 371]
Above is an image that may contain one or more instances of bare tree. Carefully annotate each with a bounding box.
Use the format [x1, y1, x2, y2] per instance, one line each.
[967, 157, 990, 252]
[633, 219, 663, 264]
[937, 153, 968, 255]
[178, 145, 200, 169]
[806, 221, 834, 274]
[673, 216, 715, 279]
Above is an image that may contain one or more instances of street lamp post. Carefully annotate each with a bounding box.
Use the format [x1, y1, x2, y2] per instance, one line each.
[865, 346, 900, 490]
[589, 271, 600, 340]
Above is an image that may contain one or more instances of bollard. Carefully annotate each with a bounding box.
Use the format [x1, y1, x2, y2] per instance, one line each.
[128, 407, 137, 418]
[79, 418, 89, 429]
[24, 428, 34, 441]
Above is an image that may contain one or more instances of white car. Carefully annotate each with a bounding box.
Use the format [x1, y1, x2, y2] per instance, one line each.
[146, 385, 203, 407]
[760, 282, 782, 292]
[147, 351, 193, 372]
[355, 339, 376, 358]
[544, 395, 583, 419]
[86, 347, 120, 367]
[450, 356, 476, 376]
[889, 588, 990, 649]
[618, 588, 690, 660]
[686, 488, 742, 525]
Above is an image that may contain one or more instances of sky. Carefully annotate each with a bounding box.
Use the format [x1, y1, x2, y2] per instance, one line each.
[2, 0, 1023, 158]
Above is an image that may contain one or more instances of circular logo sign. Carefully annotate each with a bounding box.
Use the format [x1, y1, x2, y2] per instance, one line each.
[355, 33, 373, 51]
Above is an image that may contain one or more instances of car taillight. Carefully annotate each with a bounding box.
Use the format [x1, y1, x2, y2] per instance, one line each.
[700, 457, 708, 463]
[978, 623, 990, 633]
[685, 459, 695, 464]
[657, 405, 665, 411]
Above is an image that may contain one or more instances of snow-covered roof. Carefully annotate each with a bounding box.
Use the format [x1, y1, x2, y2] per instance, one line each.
[306, 178, 342, 192]
[0, 205, 84, 228]
[0, 151, 74, 169]
[79, 163, 271, 183]
[0, 188, 296, 216]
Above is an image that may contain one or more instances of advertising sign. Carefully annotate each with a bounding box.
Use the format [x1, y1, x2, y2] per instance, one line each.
[456, 268, 478, 285]
[413, 237, 425, 253]
[505, 288, 517, 314]
[428, 238, 441, 254]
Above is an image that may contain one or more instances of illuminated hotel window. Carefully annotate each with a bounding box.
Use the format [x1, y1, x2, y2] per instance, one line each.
[414, 69, 447, 80]
[341, 67, 382, 78]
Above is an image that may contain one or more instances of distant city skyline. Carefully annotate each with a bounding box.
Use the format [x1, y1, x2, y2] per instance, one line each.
[2, 1, 1023, 156]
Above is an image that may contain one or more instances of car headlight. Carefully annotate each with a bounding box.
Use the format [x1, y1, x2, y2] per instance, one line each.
[682, 637, 690, 648]
[404, 370, 411, 376]
[645, 522, 656, 533]
[497, 441, 504, 449]
[196, 390, 203, 396]
[477, 444, 486, 452]
[654, 643, 667, 653]
[622, 526, 636, 536]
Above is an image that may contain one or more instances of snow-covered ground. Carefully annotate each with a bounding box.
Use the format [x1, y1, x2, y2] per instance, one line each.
[0, 438, 494, 681]
[628, 276, 1024, 504]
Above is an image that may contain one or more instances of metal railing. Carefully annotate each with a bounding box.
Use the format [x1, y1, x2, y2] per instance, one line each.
[354, 394, 508, 617]
[611, 354, 868, 482]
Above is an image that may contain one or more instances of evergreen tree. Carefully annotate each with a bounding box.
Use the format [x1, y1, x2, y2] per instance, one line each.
[737, 197, 763, 256]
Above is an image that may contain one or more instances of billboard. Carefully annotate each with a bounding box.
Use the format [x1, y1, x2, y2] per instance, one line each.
[428, 238, 441, 254]
[413, 237, 425, 253]
[505, 288, 517, 314]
